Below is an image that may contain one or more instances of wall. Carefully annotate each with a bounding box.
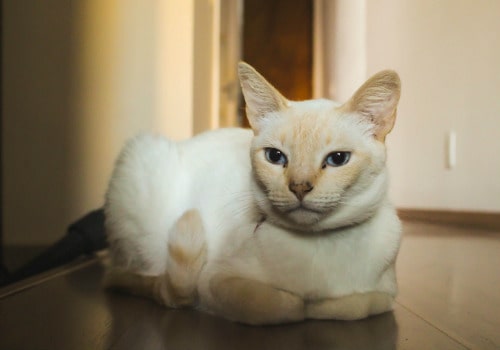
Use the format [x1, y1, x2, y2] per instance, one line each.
[73, 0, 157, 229]
[193, 0, 220, 134]
[2, 0, 218, 246]
[323, 0, 500, 212]
[3, 0, 82, 246]
[319, 0, 367, 102]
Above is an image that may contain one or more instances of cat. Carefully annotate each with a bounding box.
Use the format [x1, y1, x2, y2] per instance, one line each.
[104, 62, 402, 325]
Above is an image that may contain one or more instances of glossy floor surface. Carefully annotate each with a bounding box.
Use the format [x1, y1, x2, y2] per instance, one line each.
[0, 220, 498, 349]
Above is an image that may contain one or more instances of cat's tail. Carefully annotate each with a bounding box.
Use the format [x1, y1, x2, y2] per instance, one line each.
[104, 209, 207, 308]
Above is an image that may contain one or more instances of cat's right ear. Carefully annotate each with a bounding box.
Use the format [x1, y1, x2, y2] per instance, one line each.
[238, 62, 289, 134]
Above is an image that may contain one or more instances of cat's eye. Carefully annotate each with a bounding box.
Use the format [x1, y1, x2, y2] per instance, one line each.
[264, 148, 287, 166]
[324, 152, 351, 167]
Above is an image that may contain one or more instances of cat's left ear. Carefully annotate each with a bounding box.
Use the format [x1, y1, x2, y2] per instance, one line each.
[341, 70, 401, 142]
[238, 62, 289, 134]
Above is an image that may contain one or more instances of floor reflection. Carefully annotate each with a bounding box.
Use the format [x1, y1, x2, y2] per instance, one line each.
[105, 292, 398, 350]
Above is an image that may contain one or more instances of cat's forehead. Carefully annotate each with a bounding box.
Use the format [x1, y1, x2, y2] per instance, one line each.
[253, 98, 374, 154]
[276, 99, 368, 145]
[289, 99, 341, 114]
[284, 99, 343, 125]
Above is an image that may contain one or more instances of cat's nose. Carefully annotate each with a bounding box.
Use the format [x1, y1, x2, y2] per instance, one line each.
[288, 181, 314, 201]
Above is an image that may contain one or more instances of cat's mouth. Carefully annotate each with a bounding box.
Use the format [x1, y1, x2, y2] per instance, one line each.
[284, 203, 325, 215]
[278, 203, 329, 226]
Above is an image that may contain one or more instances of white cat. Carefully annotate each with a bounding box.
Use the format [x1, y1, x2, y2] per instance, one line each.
[104, 62, 402, 325]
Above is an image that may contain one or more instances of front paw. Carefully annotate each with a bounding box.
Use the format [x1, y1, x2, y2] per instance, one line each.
[306, 292, 394, 321]
[206, 275, 305, 325]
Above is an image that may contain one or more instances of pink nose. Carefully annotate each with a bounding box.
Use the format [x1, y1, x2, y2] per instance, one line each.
[288, 181, 314, 201]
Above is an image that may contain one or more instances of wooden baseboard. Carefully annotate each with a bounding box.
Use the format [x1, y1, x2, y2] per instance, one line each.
[397, 209, 500, 232]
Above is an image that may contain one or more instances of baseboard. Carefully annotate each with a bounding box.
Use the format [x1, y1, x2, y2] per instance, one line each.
[397, 209, 500, 232]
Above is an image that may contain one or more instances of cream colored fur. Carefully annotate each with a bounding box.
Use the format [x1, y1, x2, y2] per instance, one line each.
[104, 62, 402, 325]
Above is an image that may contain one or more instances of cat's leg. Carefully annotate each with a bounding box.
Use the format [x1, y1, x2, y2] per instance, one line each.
[104, 209, 206, 307]
[164, 209, 207, 304]
[202, 274, 305, 325]
[305, 292, 394, 321]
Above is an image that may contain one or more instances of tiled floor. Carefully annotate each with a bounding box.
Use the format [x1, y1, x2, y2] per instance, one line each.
[0, 220, 498, 349]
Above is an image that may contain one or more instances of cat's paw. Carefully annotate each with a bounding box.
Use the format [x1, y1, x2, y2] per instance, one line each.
[103, 268, 163, 302]
[206, 275, 305, 325]
[306, 292, 394, 321]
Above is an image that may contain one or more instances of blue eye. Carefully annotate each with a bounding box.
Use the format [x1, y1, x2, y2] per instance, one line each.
[264, 148, 287, 166]
[324, 152, 351, 167]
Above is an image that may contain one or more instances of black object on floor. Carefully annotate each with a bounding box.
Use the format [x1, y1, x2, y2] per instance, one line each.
[1, 209, 107, 286]
[0, 264, 10, 286]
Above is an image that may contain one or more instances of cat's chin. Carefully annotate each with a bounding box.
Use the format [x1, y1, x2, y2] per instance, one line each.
[286, 209, 323, 226]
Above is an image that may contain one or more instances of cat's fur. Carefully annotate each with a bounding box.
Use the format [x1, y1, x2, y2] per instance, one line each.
[104, 62, 402, 325]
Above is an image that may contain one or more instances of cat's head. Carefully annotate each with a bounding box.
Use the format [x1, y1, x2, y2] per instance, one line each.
[238, 62, 401, 232]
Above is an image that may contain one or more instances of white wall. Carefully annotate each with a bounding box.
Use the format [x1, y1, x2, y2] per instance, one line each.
[323, 0, 500, 212]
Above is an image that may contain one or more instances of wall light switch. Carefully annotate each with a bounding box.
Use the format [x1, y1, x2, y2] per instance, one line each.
[447, 130, 457, 169]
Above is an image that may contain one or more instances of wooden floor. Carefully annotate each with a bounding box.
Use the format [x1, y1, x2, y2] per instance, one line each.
[0, 220, 499, 350]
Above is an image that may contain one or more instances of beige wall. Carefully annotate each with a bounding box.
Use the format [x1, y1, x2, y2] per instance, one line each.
[323, 0, 500, 212]
[3, 1, 218, 245]
[319, 0, 367, 102]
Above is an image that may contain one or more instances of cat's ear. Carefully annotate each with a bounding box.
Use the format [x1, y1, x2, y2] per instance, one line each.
[341, 70, 401, 142]
[238, 62, 289, 133]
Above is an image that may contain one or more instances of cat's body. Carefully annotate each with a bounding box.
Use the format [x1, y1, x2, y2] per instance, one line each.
[106, 128, 256, 275]
[105, 63, 402, 325]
